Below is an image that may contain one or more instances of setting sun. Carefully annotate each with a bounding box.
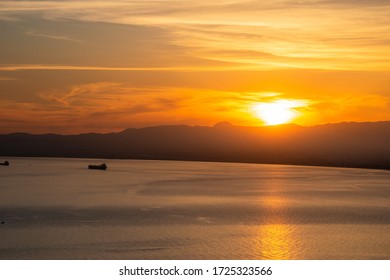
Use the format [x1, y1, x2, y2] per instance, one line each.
[252, 100, 305, 125]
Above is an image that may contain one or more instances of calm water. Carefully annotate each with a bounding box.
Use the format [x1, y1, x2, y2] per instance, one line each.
[0, 157, 389, 259]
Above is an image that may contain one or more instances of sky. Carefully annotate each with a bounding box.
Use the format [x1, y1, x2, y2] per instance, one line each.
[1, 0, 390, 134]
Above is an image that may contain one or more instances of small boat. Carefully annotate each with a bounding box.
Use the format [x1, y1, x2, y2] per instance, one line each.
[88, 163, 107, 170]
[0, 161, 9, 166]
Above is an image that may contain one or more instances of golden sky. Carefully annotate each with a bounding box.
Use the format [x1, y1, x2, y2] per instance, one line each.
[1, 0, 390, 133]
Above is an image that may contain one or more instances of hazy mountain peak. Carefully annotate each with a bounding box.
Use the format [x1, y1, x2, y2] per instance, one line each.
[213, 121, 234, 128]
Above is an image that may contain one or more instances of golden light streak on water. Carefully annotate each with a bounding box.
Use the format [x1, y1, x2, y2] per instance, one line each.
[253, 223, 296, 259]
[252, 187, 300, 259]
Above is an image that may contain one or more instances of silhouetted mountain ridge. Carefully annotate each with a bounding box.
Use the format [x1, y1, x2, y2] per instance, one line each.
[1, 121, 390, 170]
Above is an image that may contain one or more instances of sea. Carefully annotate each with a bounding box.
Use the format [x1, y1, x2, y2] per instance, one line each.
[0, 157, 389, 260]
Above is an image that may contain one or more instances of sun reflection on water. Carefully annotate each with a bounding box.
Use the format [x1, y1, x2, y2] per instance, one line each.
[252, 191, 299, 259]
[252, 223, 296, 259]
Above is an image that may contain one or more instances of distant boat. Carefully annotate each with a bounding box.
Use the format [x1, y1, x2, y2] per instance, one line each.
[0, 161, 9, 166]
[88, 163, 107, 170]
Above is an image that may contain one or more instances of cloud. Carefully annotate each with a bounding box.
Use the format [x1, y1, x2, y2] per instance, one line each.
[38, 82, 182, 114]
[0, 64, 245, 72]
[0, 76, 16, 80]
[0, 82, 187, 133]
[0, 1, 389, 70]
[0, 17, 243, 69]
[316, 0, 390, 8]
[306, 94, 390, 124]
[25, 30, 84, 43]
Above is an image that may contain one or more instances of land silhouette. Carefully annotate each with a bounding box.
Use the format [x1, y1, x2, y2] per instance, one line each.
[1, 121, 390, 170]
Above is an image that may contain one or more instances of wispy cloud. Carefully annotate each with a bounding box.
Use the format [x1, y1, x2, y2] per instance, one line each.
[25, 30, 84, 43]
[1, 1, 389, 70]
[0, 76, 16, 80]
[316, 0, 390, 8]
[0, 64, 248, 71]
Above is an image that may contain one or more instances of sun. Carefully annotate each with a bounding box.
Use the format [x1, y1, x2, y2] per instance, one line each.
[252, 100, 303, 125]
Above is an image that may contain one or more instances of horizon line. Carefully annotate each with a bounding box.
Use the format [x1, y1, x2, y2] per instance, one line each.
[2, 120, 390, 136]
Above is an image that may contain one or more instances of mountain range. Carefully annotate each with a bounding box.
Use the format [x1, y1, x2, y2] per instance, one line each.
[1, 121, 390, 170]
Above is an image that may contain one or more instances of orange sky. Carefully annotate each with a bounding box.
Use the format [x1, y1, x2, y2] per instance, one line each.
[1, 1, 390, 134]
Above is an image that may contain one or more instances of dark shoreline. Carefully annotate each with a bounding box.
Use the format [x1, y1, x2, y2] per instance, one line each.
[1, 155, 390, 172]
[2, 121, 390, 171]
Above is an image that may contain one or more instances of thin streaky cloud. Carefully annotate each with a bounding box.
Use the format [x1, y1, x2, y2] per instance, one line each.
[25, 31, 85, 43]
[0, 76, 16, 80]
[1, 1, 389, 71]
[0, 64, 256, 72]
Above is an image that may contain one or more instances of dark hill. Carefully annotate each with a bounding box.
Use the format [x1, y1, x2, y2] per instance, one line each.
[1, 122, 390, 169]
